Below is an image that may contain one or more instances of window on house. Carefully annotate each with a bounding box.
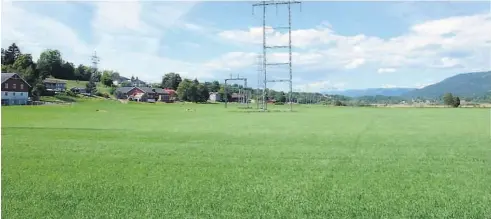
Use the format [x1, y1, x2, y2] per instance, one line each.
[5, 83, 8, 89]
[4, 92, 8, 96]
[20, 93, 23, 96]
[21, 84, 24, 89]
[13, 84, 17, 89]
[13, 92, 16, 96]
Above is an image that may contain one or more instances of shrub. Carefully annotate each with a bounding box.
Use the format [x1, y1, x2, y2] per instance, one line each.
[334, 100, 345, 106]
[102, 93, 110, 99]
[42, 90, 56, 96]
[95, 91, 103, 97]
[66, 90, 77, 97]
[274, 102, 284, 105]
[109, 86, 116, 95]
[452, 96, 460, 108]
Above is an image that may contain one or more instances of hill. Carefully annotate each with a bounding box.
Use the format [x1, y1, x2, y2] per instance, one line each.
[404, 71, 491, 98]
[324, 88, 415, 97]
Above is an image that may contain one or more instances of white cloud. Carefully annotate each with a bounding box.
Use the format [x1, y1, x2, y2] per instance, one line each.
[217, 13, 491, 72]
[377, 68, 397, 74]
[344, 58, 366, 69]
[1, 2, 217, 82]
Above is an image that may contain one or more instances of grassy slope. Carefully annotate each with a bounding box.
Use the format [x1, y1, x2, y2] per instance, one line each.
[64, 80, 112, 94]
[2, 102, 491, 218]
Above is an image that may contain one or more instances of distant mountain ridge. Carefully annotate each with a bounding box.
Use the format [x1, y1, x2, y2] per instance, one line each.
[323, 71, 491, 98]
[324, 88, 416, 97]
[403, 71, 491, 98]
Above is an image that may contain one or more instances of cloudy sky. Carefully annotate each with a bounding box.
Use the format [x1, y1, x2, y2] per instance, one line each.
[2, 1, 490, 92]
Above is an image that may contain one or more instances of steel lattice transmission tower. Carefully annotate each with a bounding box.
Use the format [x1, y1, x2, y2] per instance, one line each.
[253, 0, 301, 111]
[256, 54, 263, 109]
[91, 51, 100, 71]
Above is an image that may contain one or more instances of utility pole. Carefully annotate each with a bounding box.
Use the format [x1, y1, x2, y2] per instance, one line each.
[224, 76, 248, 109]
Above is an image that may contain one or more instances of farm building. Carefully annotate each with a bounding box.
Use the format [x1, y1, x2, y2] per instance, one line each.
[209, 92, 221, 102]
[115, 87, 175, 103]
[1, 73, 31, 106]
[43, 78, 67, 92]
[230, 93, 246, 102]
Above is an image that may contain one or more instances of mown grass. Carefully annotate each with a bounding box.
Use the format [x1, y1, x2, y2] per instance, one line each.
[64, 79, 112, 94]
[2, 102, 491, 218]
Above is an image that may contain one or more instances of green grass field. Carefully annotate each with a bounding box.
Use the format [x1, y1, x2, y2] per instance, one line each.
[2, 101, 491, 218]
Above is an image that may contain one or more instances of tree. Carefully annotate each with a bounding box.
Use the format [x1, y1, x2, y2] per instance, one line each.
[443, 93, 455, 107]
[188, 79, 200, 102]
[2, 43, 22, 65]
[176, 79, 193, 101]
[161, 73, 182, 90]
[210, 80, 220, 92]
[275, 91, 286, 103]
[120, 81, 132, 87]
[12, 54, 34, 70]
[36, 49, 63, 79]
[100, 70, 114, 87]
[61, 62, 75, 80]
[86, 69, 98, 95]
[74, 64, 91, 81]
[218, 86, 231, 102]
[197, 83, 210, 103]
[453, 96, 461, 108]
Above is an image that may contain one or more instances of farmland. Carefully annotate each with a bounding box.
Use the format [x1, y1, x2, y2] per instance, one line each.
[2, 101, 491, 218]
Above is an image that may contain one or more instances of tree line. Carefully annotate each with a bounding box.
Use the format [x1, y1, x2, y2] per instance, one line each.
[1, 43, 113, 97]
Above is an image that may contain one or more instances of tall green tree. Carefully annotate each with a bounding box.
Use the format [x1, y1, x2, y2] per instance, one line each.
[36, 49, 63, 79]
[61, 62, 75, 79]
[210, 80, 220, 92]
[275, 91, 286, 103]
[12, 54, 34, 70]
[453, 96, 461, 108]
[176, 79, 193, 101]
[74, 64, 91, 81]
[161, 73, 182, 90]
[86, 69, 98, 95]
[443, 93, 455, 107]
[197, 83, 210, 103]
[2, 43, 22, 65]
[100, 70, 114, 87]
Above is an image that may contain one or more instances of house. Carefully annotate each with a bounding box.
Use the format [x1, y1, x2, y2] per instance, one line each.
[114, 87, 175, 103]
[1, 73, 31, 105]
[230, 93, 246, 102]
[112, 75, 129, 86]
[70, 87, 88, 94]
[130, 78, 147, 87]
[43, 78, 66, 92]
[209, 92, 221, 102]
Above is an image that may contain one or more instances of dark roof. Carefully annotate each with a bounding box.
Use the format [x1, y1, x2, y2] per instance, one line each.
[1, 73, 31, 87]
[115, 87, 169, 94]
[231, 93, 245, 98]
[139, 87, 169, 94]
[115, 87, 139, 93]
[1, 73, 16, 83]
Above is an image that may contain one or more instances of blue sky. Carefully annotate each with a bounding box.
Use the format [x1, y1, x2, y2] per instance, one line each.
[2, 1, 490, 92]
